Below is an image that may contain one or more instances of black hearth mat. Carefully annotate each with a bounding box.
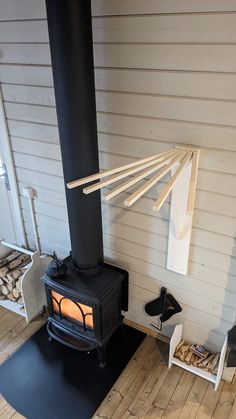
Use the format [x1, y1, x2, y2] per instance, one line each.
[0, 324, 145, 419]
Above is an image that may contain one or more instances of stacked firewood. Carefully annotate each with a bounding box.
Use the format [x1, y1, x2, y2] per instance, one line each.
[0, 251, 31, 304]
[174, 339, 220, 375]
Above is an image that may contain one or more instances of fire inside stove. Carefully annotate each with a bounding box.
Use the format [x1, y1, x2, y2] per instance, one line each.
[51, 290, 94, 329]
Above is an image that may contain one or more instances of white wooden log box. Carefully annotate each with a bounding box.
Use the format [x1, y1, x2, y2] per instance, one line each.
[169, 324, 227, 391]
[0, 241, 51, 322]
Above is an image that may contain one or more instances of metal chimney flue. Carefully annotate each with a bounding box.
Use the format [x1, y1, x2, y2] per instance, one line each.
[46, 0, 103, 273]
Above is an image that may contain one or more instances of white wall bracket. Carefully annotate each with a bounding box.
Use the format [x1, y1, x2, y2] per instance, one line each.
[66, 145, 200, 275]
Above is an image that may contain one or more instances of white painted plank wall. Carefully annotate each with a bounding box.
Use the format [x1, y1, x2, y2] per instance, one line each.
[0, 0, 236, 350]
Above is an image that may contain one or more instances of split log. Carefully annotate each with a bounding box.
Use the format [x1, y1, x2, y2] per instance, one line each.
[7, 292, 17, 302]
[0, 294, 6, 301]
[12, 288, 20, 299]
[175, 339, 185, 352]
[0, 278, 3, 285]
[185, 351, 194, 365]
[208, 353, 220, 371]
[0, 266, 9, 278]
[6, 269, 22, 283]
[0, 285, 9, 295]
[7, 254, 30, 271]
[0, 251, 21, 268]
[201, 353, 215, 368]
[7, 281, 16, 292]
[15, 276, 23, 292]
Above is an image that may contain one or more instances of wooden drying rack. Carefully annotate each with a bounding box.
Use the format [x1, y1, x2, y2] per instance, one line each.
[67, 145, 200, 275]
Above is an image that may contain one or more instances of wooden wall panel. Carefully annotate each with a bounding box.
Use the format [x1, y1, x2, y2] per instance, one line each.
[0, 0, 236, 350]
[91, 0, 236, 15]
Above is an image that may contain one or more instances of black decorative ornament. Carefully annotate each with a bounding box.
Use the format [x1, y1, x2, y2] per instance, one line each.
[45, 252, 68, 278]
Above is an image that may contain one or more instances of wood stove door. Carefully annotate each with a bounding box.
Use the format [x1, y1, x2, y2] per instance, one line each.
[48, 288, 95, 338]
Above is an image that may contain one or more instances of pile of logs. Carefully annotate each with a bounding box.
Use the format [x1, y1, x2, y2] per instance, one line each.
[0, 251, 31, 304]
[174, 339, 220, 375]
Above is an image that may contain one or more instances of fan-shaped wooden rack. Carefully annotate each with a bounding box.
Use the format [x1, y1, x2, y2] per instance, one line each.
[67, 145, 200, 275]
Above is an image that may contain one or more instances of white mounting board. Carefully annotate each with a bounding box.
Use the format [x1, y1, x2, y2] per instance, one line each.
[167, 158, 193, 275]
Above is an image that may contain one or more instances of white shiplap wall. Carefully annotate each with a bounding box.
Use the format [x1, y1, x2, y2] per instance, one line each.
[0, 0, 236, 351]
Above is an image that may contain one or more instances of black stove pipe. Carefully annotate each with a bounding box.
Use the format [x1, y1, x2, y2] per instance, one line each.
[46, 0, 103, 273]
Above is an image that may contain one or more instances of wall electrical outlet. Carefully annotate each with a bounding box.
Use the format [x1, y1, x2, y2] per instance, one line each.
[22, 187, 35, 199]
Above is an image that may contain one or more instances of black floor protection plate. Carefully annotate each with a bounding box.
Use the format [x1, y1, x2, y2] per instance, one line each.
[0, 324, 145, 419]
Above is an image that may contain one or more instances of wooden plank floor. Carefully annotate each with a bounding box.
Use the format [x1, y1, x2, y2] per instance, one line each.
[93, 336, 236, 419]
[0, 306, 46, 419]
[0, 305, 236, 419]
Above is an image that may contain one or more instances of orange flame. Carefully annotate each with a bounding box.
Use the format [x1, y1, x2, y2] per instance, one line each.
[51, 290, 94, 329]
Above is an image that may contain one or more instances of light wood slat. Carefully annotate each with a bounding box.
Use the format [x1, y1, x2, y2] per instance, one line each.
[83, 149, 180, 195]
[11, 137, 61, 161]
[7, 120, 59, 144]
[95, 69, 236, 101]
[97, 112, 236, 153]
[10, 412, 25, 419]
[0, 394, 8, 411]
[0, 65, 53, 86]
[0, 0, 46, 21]
[5, 103, 57, 126]
[13, 152, 63, 177]
[91, 0, 236, 16]
[2, 84, 55, 107]
[67, 148, 176, 190]
[0, 402, 16, 418]
[2, 14, 236, 44]
[2, 43, 236, 72]
[96, 91, 236, 128]
[93, 14, 236, 44]
[0, 44, 50, 65]
[0, 21, 48, 43]
[194, 381, 224, 419]
[111, 346, 162, 419]
[144, 366, 184, 418]
[0, 314, 45, 365]
[212, 375, 236, 418]
[159, 371, 196, 419]
[123, 151, 186, 206]
[124, 359, 170, 418]
[2, 66, 236, 102]
[178, 376, 208, 419]
[153, 151, 192, 211]
[0, 317, 30, 352]
[187, 151, 200, 215]
[94, 44, 236, 73]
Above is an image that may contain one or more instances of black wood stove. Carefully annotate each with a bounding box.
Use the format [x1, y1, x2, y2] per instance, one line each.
[43, 259, 128, 367]
[42, 0, 129, 367]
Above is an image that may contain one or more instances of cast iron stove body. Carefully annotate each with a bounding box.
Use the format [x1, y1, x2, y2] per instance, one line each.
[42, 259, 128, 367]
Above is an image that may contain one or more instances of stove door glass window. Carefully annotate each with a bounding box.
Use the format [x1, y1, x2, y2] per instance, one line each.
[51, 290, 94, 329]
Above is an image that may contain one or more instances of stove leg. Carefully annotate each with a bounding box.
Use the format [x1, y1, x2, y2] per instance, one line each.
[97, 346, 106, 368]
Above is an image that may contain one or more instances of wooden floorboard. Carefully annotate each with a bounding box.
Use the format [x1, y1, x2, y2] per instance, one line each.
[0, 307, 235, 419]
[93, 338, 236, 419]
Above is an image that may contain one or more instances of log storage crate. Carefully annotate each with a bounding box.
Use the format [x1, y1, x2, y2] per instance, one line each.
[169, 324, 227, 391]
[0, 242, 51, 322]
